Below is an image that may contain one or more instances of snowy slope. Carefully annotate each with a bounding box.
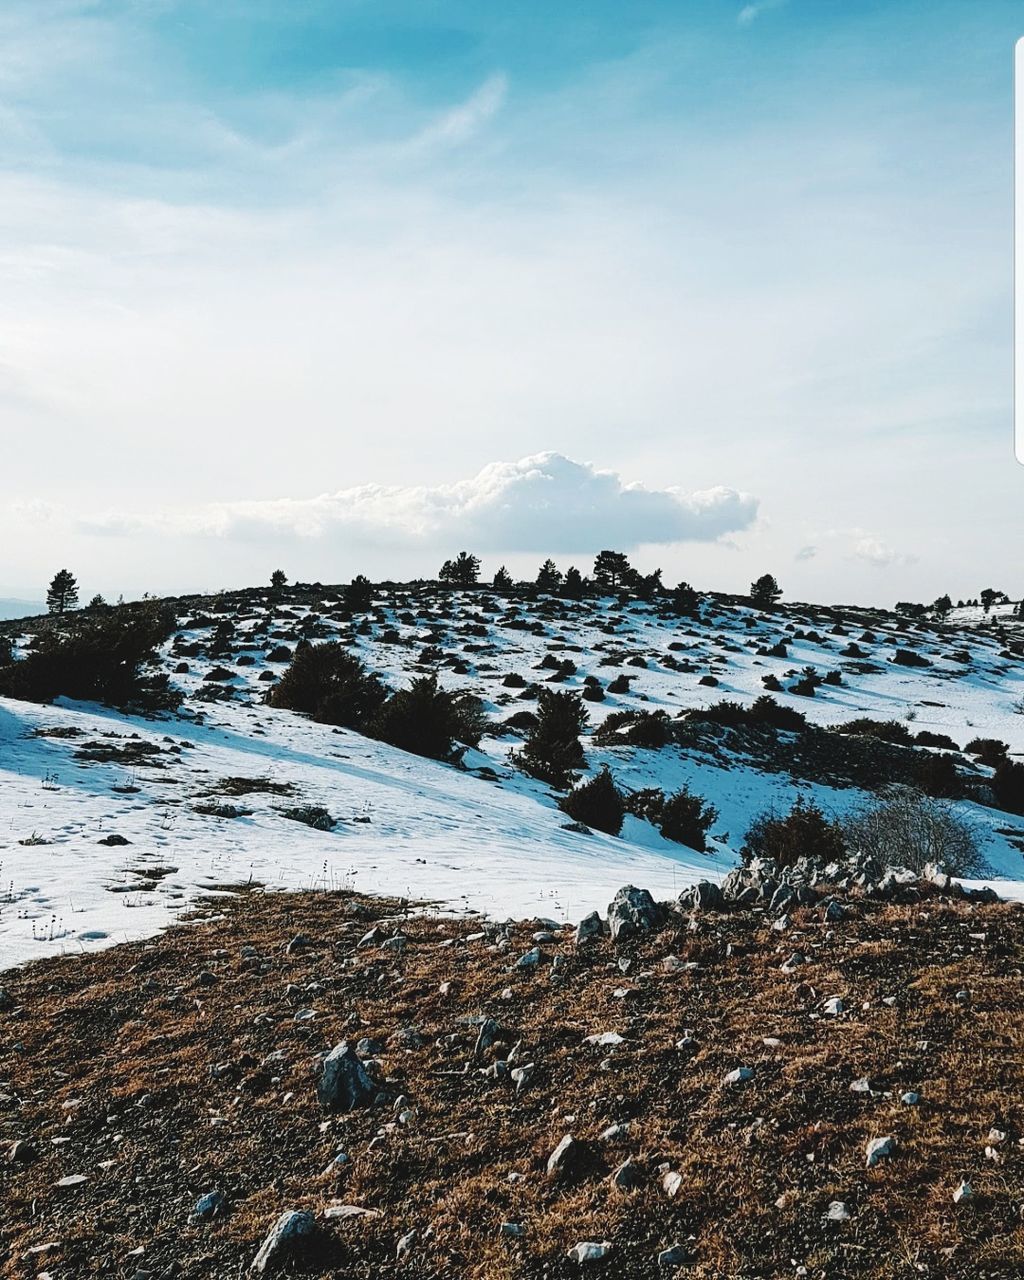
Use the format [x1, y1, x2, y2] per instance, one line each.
[2, 585, 1024, 970]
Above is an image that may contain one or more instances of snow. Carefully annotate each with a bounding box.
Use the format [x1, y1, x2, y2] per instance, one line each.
[1, 586, 1023, 970]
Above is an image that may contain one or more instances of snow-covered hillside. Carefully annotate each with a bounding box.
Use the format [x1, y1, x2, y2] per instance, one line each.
[2, 585, 1024, 970]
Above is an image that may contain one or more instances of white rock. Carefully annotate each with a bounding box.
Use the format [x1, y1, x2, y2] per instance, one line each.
[953, 1180, 973, 1204]
[568, 1241, 613, 1264]
[866, 1135, 895, 1168]
[826, 1200, 851, 1222]
[662, 1170, 683, 1198]
[823, 997, 844, 1016]
[584, 1031, 624, 1047]
[723, 1066, 753, 1086]
[250, 1210, 316, 1275]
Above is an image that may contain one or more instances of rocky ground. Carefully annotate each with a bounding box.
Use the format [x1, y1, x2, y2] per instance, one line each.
[2, 871, 1024, 1279]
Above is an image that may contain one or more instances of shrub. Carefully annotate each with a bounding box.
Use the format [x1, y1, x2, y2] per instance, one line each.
[965, 737, 1009, 768]
[892, 648, 931, 668]
[743, 797, 846, 868]
[518, 688, 588, 786]
[593, 709, 672, 748]
[559, 767, 624, 836]
[843, 788, 984, 876]
[835, 718, 913, 746]
[0, 606, 179, 711]
[623, 787, 666, 823]
[269, 643, 387, 730]
[992, 760, 1024, 815]
[749, 695, 807, 732]
[913, 752, 961, 799]
[659, 787, 718, 851]
[915, 730, 959, 751]
[371, 676, 487, 762]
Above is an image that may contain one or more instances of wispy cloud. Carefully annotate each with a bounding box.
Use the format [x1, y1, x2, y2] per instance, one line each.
[737, 1, 788, 27]
[75, 453, 759, 554]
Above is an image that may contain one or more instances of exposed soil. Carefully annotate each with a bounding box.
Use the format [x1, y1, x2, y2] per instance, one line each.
[2, 888, 1024, 1279]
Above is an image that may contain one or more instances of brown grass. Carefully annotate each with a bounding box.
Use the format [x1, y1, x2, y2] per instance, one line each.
[1, 889, 1024, 1278]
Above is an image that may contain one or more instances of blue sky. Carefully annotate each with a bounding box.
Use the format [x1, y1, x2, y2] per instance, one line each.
[0, 0, 1020, 603]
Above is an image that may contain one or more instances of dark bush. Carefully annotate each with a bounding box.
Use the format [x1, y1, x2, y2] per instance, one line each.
[915, 730, 960, 751]
[965, 737, 1009, 768]
[269, 643, 387, 730]
[834, 718, 913, 746]
[0, 606, 180, 711]
[742, 797, 845, 867]
[913, 752, 961, 799]
[607, 674, 632, 694]
[659, 787, 718, 851]
[749, 695, 807, 732]
[559, 767, 624, 836]
[992, 759, 1024, 815]
[593, 709, 671, 748]
[892, 648, 931, 668]
[371, 676, 487, 762]
[518, 688, 588, 786]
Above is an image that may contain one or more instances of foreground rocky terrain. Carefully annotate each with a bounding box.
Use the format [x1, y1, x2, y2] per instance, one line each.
[3, 866, 1023, 1279]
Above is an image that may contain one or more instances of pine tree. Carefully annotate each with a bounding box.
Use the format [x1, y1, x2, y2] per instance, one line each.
[270, 569, 287, 590]
[562, 566, 585, 600]
[536, 559, 562, 592]
[47, 569, 79, 615]
[343, 575, 374, 611]
[932, 594, 952, 617]
[670, 581, 700, 616]
[518, 688, 588, 786]
[749, 573, 781, 610]
[492, 566, 513, 591]
[593, 550, 632, 591]
[439, 551, 481, 587]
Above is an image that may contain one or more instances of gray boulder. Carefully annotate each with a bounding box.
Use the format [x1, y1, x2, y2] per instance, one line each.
[318, 1042, 378, 1113]
[607, 885, 663, 941]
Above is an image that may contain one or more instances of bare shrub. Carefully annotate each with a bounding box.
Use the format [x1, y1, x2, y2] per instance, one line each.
[843, 787, 985, 876]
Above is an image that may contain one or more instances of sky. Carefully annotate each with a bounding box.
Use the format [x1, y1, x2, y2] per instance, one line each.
[0, 0, 1021, 606]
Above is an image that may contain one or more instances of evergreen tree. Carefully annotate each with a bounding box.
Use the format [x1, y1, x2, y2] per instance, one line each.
[562, 566, 585, 600]
[343, 575, 374, 611]
[932, 594, 952, 617]
[536, 559, 562, 592]
[518, 688, 588, 786]
[439, 551, 481, 587]
[634, 568, 663, 602]
[47, 569, 79, 615]
[749, 573, 781, 610]
[592, 550, 632, 591]
[980, 587, 1007, 613]
[492, 565, 513, 591]
[270, 569, 287, 590]
[559, 766, 624, 835]
[670, 581, 701, 616]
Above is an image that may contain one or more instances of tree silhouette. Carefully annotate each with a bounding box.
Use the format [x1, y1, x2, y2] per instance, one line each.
[47, 569, 79, 615]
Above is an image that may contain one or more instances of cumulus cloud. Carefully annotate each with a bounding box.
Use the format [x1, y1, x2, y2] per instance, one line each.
[811, 528, 914, 569]
[77, 452, 758, 554]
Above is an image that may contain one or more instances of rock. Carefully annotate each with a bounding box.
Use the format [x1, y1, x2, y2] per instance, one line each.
[8, 1139, 36, 1164]
[823, 997, 844, 1016]
[567, 1241, 613, 1264]
[780, 952, 805, 974]
[547, 1134, 585, 1179]
[953, 1180, 973, 1204]
[822, 898, 846, 923]
[514, 946, 544, 970]
[662, 1170, 683, 1198]
[584, 1031, 624, 1047]
[866, 1135, 896, 1168]
[611, 1157, 643, 1191]
[474, 1018, 504, 1060]
[657, 1244, 691, 1267]
[607, 885, 663, 941]
[357, 927, 384, 949]
[826, 1201, 851, 1222]
[322, 1204, 381, 1221]
[97, 833, 130, 846]
[900, 1091, 920, 1106]
[599, 1122, 630, 1141]
[396, 1229, 417, 1260]
[193, 1190, 226, 1221]
[723, 1066, 753, 1086]
[510, 1063, 535, 1093]
[679, 880, 723, 912]
[250, 1210, 316, 1274]
[318, 1042, 378, 1113]
[499, 1222, 525, 1238]
[575, 911, 603, 944]
[285, 934, 312, 955]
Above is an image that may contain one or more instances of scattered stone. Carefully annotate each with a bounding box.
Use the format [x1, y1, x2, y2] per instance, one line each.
[723, 1066, 753, 1086]
[318, 1042, 377, 1113]
[826, 1200, 852, 1222]
[8, 1140, 36, 1164]
[575, 911, 603, 944]
[866, 1135, 896, 1168]
[953, 1180, 973, 1205]
[567, 1241, 613, 1264]
[547, 1134, 584, 1179]
[250, 1210, 317, 1274]
[657, 1244, 691, 1267]
[514, 947, 544, 970]
[607, 885, 663, 942]
[193, 1190, 226, 1221]
[611, 1157, 643, 1191]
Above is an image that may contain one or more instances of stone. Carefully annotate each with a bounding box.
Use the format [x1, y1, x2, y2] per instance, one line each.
[953, 1180, 973, 1204]
[611, 1157, 643, 1191]
[575, 911, 603, 944]
[8, 1140, 36, 1164]
[250, 1210, 316, 1274]
[662, 1170, 683, 1198]
[723, 1066, 753, 1086]
[865, 1135, 895, 1168]
[567, 1241, 613, 1264]
[547, 1134, 584, 1179]
[900, 1091, 920, 1106]
[499, 1222, 525, 1238]
[474, 1018, 504, 1060]
[607, 885, 663, 941]
[193, 1190, 226, 1221]
[514, 946, 544, 970]
[510, 1063, 535, 1093]
[657, 1244, 691, 1267]
[823, 996, 843, 1016]
[826, 1201, 851, 1222]
[318, 1042, 377, 1113]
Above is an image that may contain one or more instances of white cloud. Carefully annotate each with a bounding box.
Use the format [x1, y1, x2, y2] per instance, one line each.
[817, 528, 914, 569]
[737, 1, 788, 27]
[76, 452, 758, 554]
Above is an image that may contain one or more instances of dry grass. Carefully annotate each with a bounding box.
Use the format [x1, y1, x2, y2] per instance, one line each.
[2, 888, 1024, 1278]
